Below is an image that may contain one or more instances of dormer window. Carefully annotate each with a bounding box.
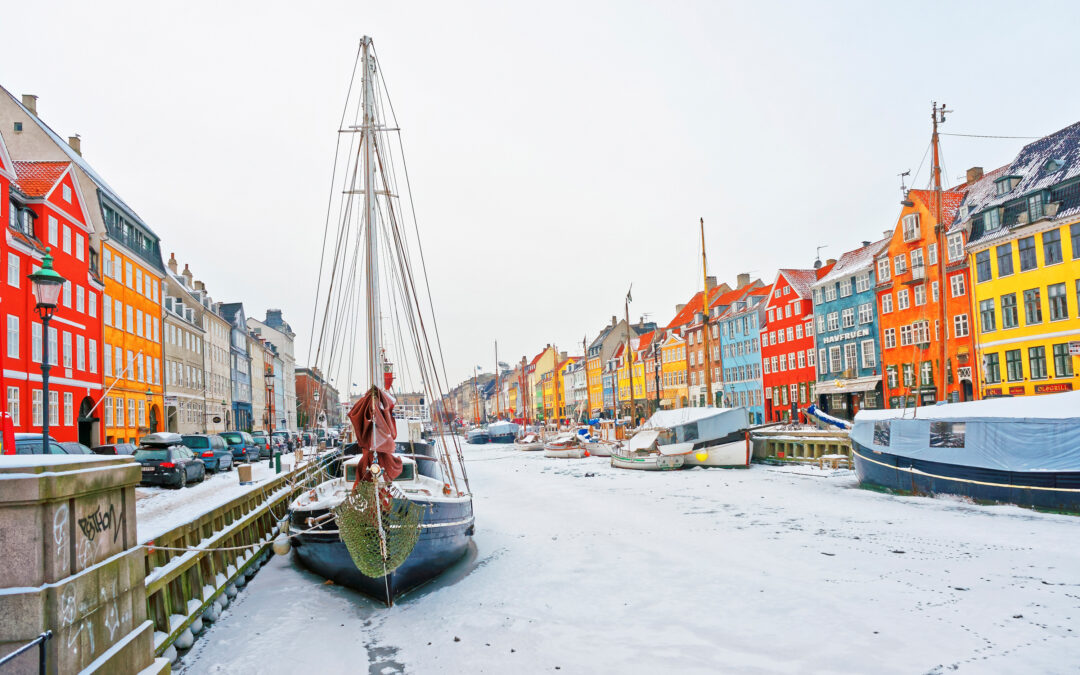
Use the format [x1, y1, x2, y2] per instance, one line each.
[995, 176, 1021, 195]
[983, 207, 1001, 232]
[1028, 193, 1044, 221]
[1045, 158, 1064, 172]
[902, 213, 921, 241]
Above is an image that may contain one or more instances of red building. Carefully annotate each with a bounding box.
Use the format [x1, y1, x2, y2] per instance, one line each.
[761, 264, 834, 422]
[4, 156, 105, 445]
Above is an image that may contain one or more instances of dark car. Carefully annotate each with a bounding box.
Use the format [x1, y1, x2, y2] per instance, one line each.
[181, 434, 233, 472]
[92, 443, 138, 456]
[135, 433, 205, 488]
[273, 430, 295, 451]
[220, 431, 258, 463]
[60, 442, 94, 455]
[251, 432, 274, 459]
[14, 433, 67, 455]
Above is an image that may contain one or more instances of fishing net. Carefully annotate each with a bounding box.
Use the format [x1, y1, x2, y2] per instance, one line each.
[333, 481, 425, 578]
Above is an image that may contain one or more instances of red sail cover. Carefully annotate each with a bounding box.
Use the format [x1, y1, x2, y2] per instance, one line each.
[348, 388, 403, 482]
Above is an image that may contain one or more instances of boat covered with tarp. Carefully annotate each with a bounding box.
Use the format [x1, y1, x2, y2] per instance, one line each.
[637, 406, 750, 468]
[487, 420, 520, 443]
[851, 391, 1080, 511]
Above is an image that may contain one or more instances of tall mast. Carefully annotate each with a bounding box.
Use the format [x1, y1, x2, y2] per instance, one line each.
[932, 102, 950, 403]
[625, 290, 634, 424]
[494, 340, 499, 418]
[361, 36, 381, 391]
[700, 217, 714, 407]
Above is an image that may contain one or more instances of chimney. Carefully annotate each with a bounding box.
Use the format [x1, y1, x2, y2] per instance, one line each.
[676, 303, 686, 314]
[736, 273, 750, 288]
[611, 315, 617, 327]
[862, 240, 871, 247]
[68, 135, 81, 156]
[826, 258, 836, 266]
[705, 275, 717, 291]
[167, 252, 178, 274]
[883, 230, 892, 239]
[182, 263, 193, 286]
[194, 280, 205, 292]
[966, 166, 984, 183]
[21, 94, 37, 116]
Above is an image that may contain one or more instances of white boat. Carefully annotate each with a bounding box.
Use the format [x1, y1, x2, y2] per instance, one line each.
[543, 434, 587, 459]
[609, 428, 682, 470]
[613, 407, 751, 470]
[514, 433, 543, 451]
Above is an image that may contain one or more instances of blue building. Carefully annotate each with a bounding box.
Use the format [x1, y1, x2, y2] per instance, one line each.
[810, 239, 890, 417]
[601, 360, 617, 417]
[718, 286, 771, 425]
[218, 303, 254, 430]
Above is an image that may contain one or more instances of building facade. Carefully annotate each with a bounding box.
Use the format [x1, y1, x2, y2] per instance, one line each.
[718, 285, 771, 424]
[247, 309, 297, 430]
[218, 303, 252, 430]
[162, 256, 207, 434]
[811, 239, 889, 416]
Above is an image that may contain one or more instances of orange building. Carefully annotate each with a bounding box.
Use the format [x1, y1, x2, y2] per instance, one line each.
[876, 187, 978, 407]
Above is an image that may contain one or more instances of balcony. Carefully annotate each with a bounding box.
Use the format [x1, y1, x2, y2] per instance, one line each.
[903, 266, 926, 285]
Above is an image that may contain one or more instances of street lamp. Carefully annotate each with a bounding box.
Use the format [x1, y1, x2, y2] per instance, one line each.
[144, 388, 153, 433]
[28, 251, 66, 456]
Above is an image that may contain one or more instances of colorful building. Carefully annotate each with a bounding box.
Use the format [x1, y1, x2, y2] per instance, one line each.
[959, 123, 1080, 398]
[659, 331, 688, 408]
[876, 187, 974, 408]
[4, 156, 105, 444]
[811, 238, 890, 416]
[684, 279, 761, 407]
[761, 264, 832, 422]
[718, 285, 771, 424]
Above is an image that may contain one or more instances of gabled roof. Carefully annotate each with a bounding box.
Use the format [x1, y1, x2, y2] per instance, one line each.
[813, 238, 890, 287]
[528, 349, 546, 367]
[666, 286, 727, 330]
[12, 161, 69, 197]
[218, 302, 247, 328]
[776, 266, 830, 300]
[634, 330, 655, 351]
[907, 188, 966, 229]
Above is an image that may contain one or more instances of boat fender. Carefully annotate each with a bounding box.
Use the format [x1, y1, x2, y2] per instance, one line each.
[273, 534, 292, 556]
[442, 483, 452, 496]
[695, 451, 709, 462]
[583, 450, 590, 457]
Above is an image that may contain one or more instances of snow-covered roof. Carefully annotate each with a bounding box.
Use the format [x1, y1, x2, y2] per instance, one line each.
[854, 390, 1080, 422]
[777, 266, 829, 300]
[812, 238, 890, 288]
[641, 406, 738, 428]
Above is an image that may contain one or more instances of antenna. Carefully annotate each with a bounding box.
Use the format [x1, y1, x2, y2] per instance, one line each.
[898, 169, 911, 195]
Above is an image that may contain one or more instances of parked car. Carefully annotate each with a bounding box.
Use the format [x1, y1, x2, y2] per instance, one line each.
[273, 430, 296, 451]
[92, 443, 138, 456]
[270, 435, 287, 454]
[251, 432, 275, 459]
[14, 433, 67, 455]
[181, 434, 233, 472]
[220, 431, 259, 463]
[134, 432, 205, 488]
[59, 442, 95, 455]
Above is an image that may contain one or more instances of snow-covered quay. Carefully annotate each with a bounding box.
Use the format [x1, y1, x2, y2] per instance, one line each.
[181, 443, 1080, 674]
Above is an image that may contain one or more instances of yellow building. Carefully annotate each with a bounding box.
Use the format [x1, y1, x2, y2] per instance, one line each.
[101, 222, 165, 443]
[959, 140, 1080, 398]
[659, 331, 688, 407]
[528, 345, 558, 420]
[555, 357, 576, 419]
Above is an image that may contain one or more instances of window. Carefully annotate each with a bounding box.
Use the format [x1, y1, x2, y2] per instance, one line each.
[7, 253, 19, 288]
[1018, 236, 1037, 271]
[779, 354, 787, 371]
[953, 313, 969, 338]
[902, 213, 920, 241]
[49, 391, 58, 426]
[103, 296, 112, 327]
[902, 363, 914, 387]
[32, 390, 42, 426]
[886, 365, 898, 389]
[839, 278, 852, 298]
[798, 351, 806, 368]
[947, 232, 964, 261]
[979, 299, 996, 332]
[48, 215, 58, 245]
[931, 281, 939, 303]
[928, 243, 937, 265]
[75, 285, 84, 313]
[1001, 294, 1019, 329]
[1005, 349, 1023, 381]
[897, 289, 910, 310]
[921, 361, 933, 386]
[861, 340, 876, 368]
[7, 387, 18, 426]
[1073, 223, 1080, 260]
[62, 225, 71, 254]
[1029, 346, 1048, 380]
[126, 305, 133, 333]
[1023, 288, 1043, 325]
[829, 346, 842, 373]
[827, 312, 839, 331]
[62, 332, 72, 368]
[89, 292, 96, 319]
[1048, 283, 1069, 321]
[841, 308, 855, 328]
[128, 399, 136, 428]
[5, 316, 17, 358]
[62, 184, 72, 202]
[858, 302, 873, 324]
[62, 282, 71, 308]
[950, 274, 966, 297]
[817, 315, 826, 333]
[76, 336, 85, 370]
[893, 253, 908, 275]
[89, 340, 97, 374]
[984, 207, 1001, 230]
[75, 233, 84, 261]
[884, 327, 896, 349]
[881, 294, 893, 314]
[136, 311, 143, 338]
[1043, 228, 1063, 265]
[63, 393, 73, 426]
[47, 327, 57, 366]
[1053, 344, 1074, 378]
[975, 250, 991, 282]
[877, 258, 891, 282]
[843, 343, 857, 371]
[824, 285, 837, 302]
[818, 349, 827, 373]
[1029, 193, 1045, 221]
[125, 261, 134, 288]
[996, 243, 1014, 276]
[104, 398, 112, 427]
[856, 273, 870, 293]
[911, 247, 924, 270]
[900, 324, 913, 346]
[31, 323, 41, 363]
[984, 353, 1001, 384]
[795, 324, 803, 339]
[930, 422, 965, 448]
[914, 285, 926, 306]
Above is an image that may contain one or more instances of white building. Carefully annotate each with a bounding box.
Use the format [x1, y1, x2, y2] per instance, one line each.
[248, 310, 297, 430]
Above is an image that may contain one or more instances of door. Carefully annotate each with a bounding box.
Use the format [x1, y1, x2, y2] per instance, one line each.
[78, 397, 97, 447]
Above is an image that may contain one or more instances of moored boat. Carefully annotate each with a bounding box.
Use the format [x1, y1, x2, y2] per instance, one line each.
[851, 392, 1080, 511]
[634, 407, 751, 468]
[465, 427, 490, 444]
[514, 433, 543, 451]
[543, 434, 587, 458]
[487, 420, 519, 444]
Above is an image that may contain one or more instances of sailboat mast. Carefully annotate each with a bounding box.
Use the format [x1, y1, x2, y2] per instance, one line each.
[932, 102, 949, 404]
[494, 340, 499, 418]
[701, 217, 714, 408]
[361, 36, 382, 392]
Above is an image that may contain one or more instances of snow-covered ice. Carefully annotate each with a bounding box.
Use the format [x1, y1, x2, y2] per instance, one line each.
[178, 442, 1080, 674]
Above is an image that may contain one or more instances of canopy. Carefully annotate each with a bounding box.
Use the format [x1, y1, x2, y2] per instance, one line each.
[626, 429, 660, 452]
[852, 391, 1080, 472]
[488, 420, 520, 435]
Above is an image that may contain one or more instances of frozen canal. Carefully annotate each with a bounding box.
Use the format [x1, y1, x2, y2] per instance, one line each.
[181, 443, 1080, 673]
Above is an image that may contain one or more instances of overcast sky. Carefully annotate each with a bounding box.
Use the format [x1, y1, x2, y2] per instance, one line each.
[4, 0, 1079, 391]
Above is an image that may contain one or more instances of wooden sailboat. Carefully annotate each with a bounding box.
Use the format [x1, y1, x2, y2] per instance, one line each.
[287, 37, 474, 606]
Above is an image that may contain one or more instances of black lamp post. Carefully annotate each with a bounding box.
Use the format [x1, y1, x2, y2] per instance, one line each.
[144, 388, 153, 433]
[28, 251, 66, 456]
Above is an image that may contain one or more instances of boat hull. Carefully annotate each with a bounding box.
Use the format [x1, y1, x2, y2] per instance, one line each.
[543, 446, 586, 458]
[291, 496, 474, 605]
[583, 442, 615, 457]
[489, 432, 516, 444]
[514, 442, 543, 451]
[610, 453, 683, 471]
[465, 432, 489, 444]
[852, 440, 1080, 512]
[680, 439, 749, 468]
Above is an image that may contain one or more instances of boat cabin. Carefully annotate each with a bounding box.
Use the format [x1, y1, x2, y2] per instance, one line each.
[343, 455, 418, 483]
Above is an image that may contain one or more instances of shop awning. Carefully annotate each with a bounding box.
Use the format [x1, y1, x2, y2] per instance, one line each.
[816, 376, 882, 395]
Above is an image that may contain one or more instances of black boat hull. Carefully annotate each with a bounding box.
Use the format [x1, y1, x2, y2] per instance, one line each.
[291, 495, 474, 605]
[488, 433, 515, 444]
[852, 440, 1080, 512]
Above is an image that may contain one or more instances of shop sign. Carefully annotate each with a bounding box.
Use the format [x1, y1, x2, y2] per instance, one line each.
[1034, 382, 1073, 394]
[1008, 386, 1025, 396]
[822, 328, 870, 345]
[983, 387, 1002, 397]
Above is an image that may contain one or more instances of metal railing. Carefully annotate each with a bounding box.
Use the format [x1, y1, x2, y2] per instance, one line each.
[142, 450, 339, 656]
[0, 631, 51, 674]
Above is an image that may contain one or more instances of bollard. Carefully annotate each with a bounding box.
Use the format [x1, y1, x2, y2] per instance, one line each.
[275, 452, 282, 474]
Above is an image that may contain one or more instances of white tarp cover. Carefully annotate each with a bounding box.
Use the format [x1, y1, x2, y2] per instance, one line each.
[640, 407, 749, 451]
[852, 391, 1080, 472]
[626, 429, 660, 452]
[488, 421, 520, 435]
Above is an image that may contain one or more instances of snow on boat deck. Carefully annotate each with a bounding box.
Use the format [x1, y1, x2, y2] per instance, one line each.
[179, 442, 1080, 674]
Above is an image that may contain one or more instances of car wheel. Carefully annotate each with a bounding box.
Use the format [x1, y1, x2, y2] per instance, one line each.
[179, 469, 187, 489]
[227, 459, 233, 472]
